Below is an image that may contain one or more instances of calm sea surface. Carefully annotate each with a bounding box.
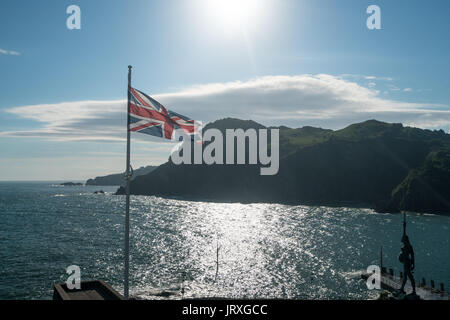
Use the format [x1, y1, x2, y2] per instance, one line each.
[0, 182, 448, 300]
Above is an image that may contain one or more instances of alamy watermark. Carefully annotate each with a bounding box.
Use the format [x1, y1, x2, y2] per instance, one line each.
[66, 5, 81, 30]
[170, 127, 279, 176]
[65, 5, 381, 31]
[66, 265, 81, 290]
[367, 5, 381, 30]
[366, 265, 381, 290]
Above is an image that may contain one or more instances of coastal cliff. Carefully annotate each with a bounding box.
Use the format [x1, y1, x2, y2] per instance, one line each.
[116, 118, 450, 215]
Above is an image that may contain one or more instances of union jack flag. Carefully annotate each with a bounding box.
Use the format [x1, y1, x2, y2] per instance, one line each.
[128, 87, 199, 140]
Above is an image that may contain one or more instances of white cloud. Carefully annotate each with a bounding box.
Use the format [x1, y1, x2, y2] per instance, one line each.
[404, 88, 413, 92]
[2, 74, 450, 141]
[343, 74, 392, 82]
[0, 48, 20, 55]
[2, 100, 127, 141]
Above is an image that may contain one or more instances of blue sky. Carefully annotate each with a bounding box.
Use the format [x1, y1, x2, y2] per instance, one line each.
[1, 0, 449, 180]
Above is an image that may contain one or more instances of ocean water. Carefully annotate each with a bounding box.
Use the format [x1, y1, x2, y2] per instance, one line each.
[0, 182, 448, 300]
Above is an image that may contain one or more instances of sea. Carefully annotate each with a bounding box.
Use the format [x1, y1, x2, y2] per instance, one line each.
[0, 181, 448, 300]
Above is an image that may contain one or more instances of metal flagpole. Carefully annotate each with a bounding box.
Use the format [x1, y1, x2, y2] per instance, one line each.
[124, 65, 132, 299]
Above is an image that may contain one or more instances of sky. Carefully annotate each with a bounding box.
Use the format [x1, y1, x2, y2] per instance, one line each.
[0, 0, 449, 180]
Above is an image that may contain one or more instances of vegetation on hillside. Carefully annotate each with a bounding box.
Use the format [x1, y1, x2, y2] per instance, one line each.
[117, 118, 450, 215]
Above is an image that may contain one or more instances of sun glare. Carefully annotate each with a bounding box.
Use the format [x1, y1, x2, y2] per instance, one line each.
[202, 0, 266, 33]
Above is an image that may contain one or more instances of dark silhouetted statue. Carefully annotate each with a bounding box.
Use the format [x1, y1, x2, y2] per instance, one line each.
[398, 213, 416, 295]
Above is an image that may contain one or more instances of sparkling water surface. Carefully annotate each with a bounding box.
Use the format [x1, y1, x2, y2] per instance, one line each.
[0, 182, 448, 300]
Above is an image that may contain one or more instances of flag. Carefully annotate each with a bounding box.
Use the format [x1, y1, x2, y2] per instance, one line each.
[128, 87, 199, 140]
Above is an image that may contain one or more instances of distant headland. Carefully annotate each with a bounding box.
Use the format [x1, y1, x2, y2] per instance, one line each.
[86, 166, 156, 186]
[60, 182, 83, 186]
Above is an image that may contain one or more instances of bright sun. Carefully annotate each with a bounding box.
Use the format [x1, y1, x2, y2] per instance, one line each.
[202, 0, 265, 33]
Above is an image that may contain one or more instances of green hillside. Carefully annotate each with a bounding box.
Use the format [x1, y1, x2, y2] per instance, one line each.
[118, 118, 450, 215]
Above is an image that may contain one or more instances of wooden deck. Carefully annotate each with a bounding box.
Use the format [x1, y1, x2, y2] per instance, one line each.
[53, 280, 124, 300]
[361, 272, 449, 300]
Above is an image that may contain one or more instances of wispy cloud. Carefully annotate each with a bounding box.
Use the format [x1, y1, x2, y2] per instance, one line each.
[2, 100, 127, 141]
[0, 48, 20, 55]
[341, 74, 393, 82]
[364, 75, 393, 81]
[2, 74, 449, 141]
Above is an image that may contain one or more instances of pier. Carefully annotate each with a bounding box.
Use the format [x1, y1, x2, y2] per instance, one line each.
[361, 268, 449, 300]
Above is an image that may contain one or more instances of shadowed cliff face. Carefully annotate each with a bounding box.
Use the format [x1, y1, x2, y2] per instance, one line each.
[389, 149, 450, 214]
[120, 118, 450, 215]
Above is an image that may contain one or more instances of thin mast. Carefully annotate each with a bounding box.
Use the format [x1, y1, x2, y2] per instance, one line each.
[402, 212, 406, 237]
[380, 246, 383, 270]
[124, 65, 132, 299]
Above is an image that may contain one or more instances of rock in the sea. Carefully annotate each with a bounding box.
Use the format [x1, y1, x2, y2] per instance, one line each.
[60, 182, 83, 186]
[94, 190, 105, 194]
[114, 186, 126, 195]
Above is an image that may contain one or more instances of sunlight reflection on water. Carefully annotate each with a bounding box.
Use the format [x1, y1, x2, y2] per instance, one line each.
[0, 183, 449, 300]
